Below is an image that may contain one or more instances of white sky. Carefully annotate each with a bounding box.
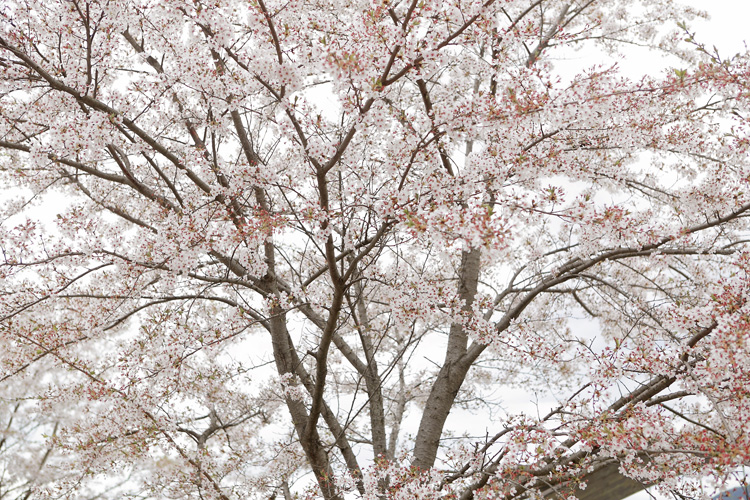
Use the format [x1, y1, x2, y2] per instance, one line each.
[691, 0, 749, 55]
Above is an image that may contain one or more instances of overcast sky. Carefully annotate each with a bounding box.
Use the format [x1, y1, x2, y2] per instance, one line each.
[692, 0, 748, 55]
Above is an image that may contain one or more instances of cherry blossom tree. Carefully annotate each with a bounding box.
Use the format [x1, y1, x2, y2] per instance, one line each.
[2, 0, 750, 498]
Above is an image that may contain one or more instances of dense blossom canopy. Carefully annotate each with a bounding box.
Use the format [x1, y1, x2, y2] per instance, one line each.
[1, 0, 750, 499]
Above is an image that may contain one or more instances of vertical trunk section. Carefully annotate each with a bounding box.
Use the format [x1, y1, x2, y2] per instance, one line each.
[268, 306, 344, 500]
[354, 283, 388, 459]
[413, 247, 481, 470]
